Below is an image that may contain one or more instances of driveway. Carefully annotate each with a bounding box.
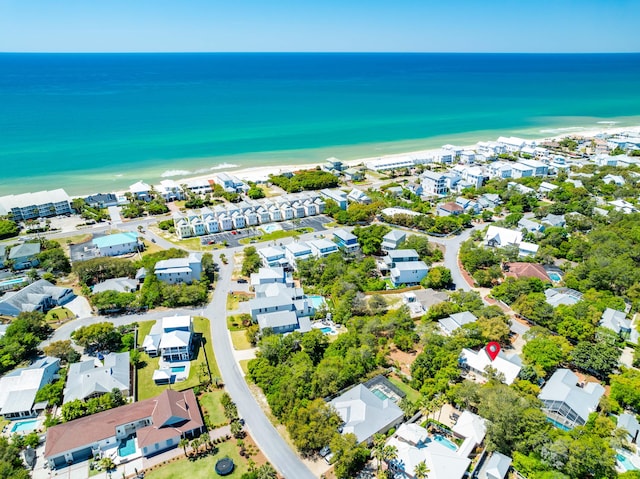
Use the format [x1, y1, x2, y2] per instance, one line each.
[64, 296, 92, 319]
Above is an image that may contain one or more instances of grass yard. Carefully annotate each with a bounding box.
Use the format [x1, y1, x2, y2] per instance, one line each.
[239, 359, 251, 375]
[238, 227, 312, 245]
[136, 317, 220, 401]
[226, 292, 251, 311]
[197, 389, 227, 427]
[141, 238, 164, 256]
[145, 441, 250, 479]
[388, 375, 421, 403]
[45, 307, 75, 325]
[230, 330, 252, 350]
[227, 314, 251, 331]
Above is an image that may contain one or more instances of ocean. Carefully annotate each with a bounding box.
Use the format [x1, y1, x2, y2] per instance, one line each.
[1, 53, 639, 196]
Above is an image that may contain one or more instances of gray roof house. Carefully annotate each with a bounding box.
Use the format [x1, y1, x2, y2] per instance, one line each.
[439, 311, 477, 335]
[8, 242, 41, 270]
[481, 452, 513, 479]
[92, 277, 138, 294]
[618, 413, 640, 443]
[0, 279, 75, 317]
[0, 357, 60, 419]
[544, 288, 583, 307]
[381, 230, 406, 251]
[541, 214, 566, 228]
[539, 369, 605, 429]
[329, 384, 404, 445]
[154, 253, 202, 285]
[249, 282, 314, 334]
[600, 308, 638, 343]
[517, 218, 545, 233]
[63, 352, 131, 403]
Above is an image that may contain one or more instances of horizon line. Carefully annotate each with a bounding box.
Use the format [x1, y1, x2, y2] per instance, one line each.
[1, 51, 639, 55]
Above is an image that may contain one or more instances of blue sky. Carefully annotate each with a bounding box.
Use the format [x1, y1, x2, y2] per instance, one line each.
[1, 0, 638, 53]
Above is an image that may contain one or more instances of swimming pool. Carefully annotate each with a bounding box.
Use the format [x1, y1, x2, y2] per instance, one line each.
[10, 419, 39, 433]
[0, 277, 27, 288]
[118, 437, 136, 457]
[171, 366, 186, 373]
[308, 295, 326, 309]
[617, 452, 639, 471]
[548, 272, 562, 282]
[547, 417, 571, 431]
[371, 389, 391, 401]
[262, 224, 281, 234]
[433, 435, 458, 451]
[320, 327, 333, 334]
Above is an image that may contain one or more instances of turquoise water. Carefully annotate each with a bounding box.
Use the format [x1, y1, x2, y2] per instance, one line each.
[433, 434, 458, 451]
[547, 417, 572, 431]
[0, 278, 27, 287]
[320, 327, 333, 334]
[171, 366, 186, 373]
[308, 295, 326, 309]
[118, 437, 136, 457]
[617, 453, 638, 471]
[548, 272, 562, 282]
[262, 225, 280, 233]
[10, 419, 39, 433]
[1, 53, 640, 195]
[372, 389, 391, 401]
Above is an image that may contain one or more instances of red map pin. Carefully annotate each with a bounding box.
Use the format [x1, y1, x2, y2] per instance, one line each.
[486, 342, 501, 361]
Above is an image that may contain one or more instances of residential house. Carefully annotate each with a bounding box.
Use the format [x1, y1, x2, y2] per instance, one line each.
[155, 180, 185, 201]
[510, 163, 534, 179]
[92, 277, 138, 294]
[154, 253, 202, 284]
[437, 201, 464, 217]
[539, 369, 605, 429]
[453, 165, 485, 188]
[249, 282, 314, 334]
[184, 178, 212, 195]
[129, 181, 153, 201]
[545, 288, 583, 307]
[541, 214, 566, 228]
[384, 249, 428, 286]
[84, 193, 118, 209]
[381, 230, 406, 251]
[323, 158, 345, 173]
[481, 452, 513, 479]
[8, 242, 41, 270]
[0, 357, 60, 419]
[600, 308, 638, 343]
[0, 279, 75, 317]
[307, 238, 339, 258]
[609, 199, 638, 214]
[480, 193, 502, 208]
[257, 246, 287, 268]
[92, 232, 141, 257]
[44, 389, 205, 469]
[618, 413, 640, 444]
[347, 188, 372, 204]
[386, 423, 470, 479]
[421, 170, 448, 195]
[365, 156, 416, 172]
[329, 384, 404, 445]
[517, 218, 545, 234]
[343, 167, 364, 181]
[603, 174, 626, 186]
[484, 226, 538, 256]
[63, 352, 130, 403]
[497, 136, 531, 152]
[320, 189, 348, 210]
[452, 410, 487, 458]
[142, 316, 194, 362]
[214, 173, 247, 193]
[503, 262, 550, 282]
[519, 159, 549, 176]
[333, 229, 360, 254]
[455, 197, 481, 215]
[538, 181, 558, 197]
[284, 242, 313, 267]
[0, 189, 72, 221]
[250, 267, 292, 288]
[459, 348, 522, 385]
[439, 311, 477, 335]
[595, 154, 618, 167]
[486, 162, 512, 180]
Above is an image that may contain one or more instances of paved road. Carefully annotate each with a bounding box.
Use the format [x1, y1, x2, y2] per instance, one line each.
[205, 252, 317, 479]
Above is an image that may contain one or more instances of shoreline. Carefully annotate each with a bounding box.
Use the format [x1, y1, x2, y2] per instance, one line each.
[5, 122, 640, 199]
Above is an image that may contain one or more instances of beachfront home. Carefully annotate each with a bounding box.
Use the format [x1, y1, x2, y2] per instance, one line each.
[155, 179, 185, 202]
[421, 170, 448, 195]
[600, 308, 638, 343]
[386, 423, 470, 479]
[330, 384, 404, 445]
[539, 369, 605, 429]
[365, 156, 416, 172]
[0, 279, 75, 317]
[284, 242, 313, 267]
[459, 348, 522, 385]
[320, 189, 348, 210]
[63, 352, 131, 403]
[0, 189, 72, 221]
[333, 229, 360, 254]
[214, 172, 248, 193]
[44, 389, 205, 469]
[0, 357, 60, 419]
[381, 230, 406, 251]
[8, 242, 41, 270]
[84, 193, 118, 209]
[307, 238, 339, 258]
[142, 316, 194, 362]
[343, 167, 364, 181]
[184, 178, 212, 194]
[154, 253, 202, 285]
[129, 181, 152, 201]
[439, 311, 477, 335]
[92, 232, 141, 257]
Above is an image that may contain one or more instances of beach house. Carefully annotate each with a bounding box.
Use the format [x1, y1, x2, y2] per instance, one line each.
[381, 230, 406, 251]
[129, 181, 153, 201]
[284, 241, 313, 267]
[214, 172, 248, 193]
[154, 253, 202, 284]
[459, 348, 522, 385]
[92, 232, 141, 257]
[257, 246, 288, 268]
[63, 352, 131, 403]
[0, 189, 72, 221]
[84, 193, 118, 209]
[8, 242, 41, 270]
[44, 389, 205, 469]
[600, 308, 638, 343]
[539, 369, 605, 429]
[333, 229, 360, 254]
[421, 170, 448, 195]
[384, 249, 428, 287]
[0, 279, 75, 317]
[142, 316, 194, 362]
[320, 189, 348, 210]
[248, 282, 315, 334]
[307, 238, 339, 258]
[439, 311, 477, 335]
[347, 188, 371, 204]
[250, 267, 293, 288]
[0, 357, 60, 419]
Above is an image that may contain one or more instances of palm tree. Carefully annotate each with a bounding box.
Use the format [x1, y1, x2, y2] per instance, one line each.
[371, 434, 386, 477]
[190, 437, 201, 455]
[382, 444, 398, 476]
[200, 433, 210, 451]
[256, 464, 277, 479]
[179, 437, 189, 456]
[414, 460, 430, 479]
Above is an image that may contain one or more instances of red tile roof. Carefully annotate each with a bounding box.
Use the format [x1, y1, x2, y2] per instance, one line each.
[504, 262, 550, 282]
[439, 202, 464, 212]
[45, 389, 203, 459]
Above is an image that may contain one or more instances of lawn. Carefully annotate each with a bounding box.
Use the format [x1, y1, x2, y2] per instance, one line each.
[388, 375, 421, 403]
[141, 238, 164, 256]
[238, 227, 312, 245]
[136, 317, 220, 401]
[145, 441, 250, 479]
[226, 292, 251, 311]
[45, 307, 75, 325]
[239, 359, 251, 375]
[230, 330, 252, 351]
[197, 389, 228, 427]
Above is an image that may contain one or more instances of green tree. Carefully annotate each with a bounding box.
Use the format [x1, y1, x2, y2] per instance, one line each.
[414, 460, 430, 479]
[522, 328, 572, 377]
[0, 219, 19, 239]
[43, 340, 81, 364]
[352, 224, 391, 255]
[330, 433, 370, 479]
[570, 329, 621, 380]
[71, 322, 123, 352]
[286, 399, 342, 454]
[242, 247, 262, 277]
[421, 266, 452, 289]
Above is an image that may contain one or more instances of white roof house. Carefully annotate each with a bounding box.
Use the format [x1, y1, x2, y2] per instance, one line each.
[154, 253, 202, 284]
[307, 238, 339, 258]
[452, 410, 486, 445]
[0, 357, 60, 419]
[618, 413, 640, 443]
[329, 384, 404, 444]
[544, 288, 583, 307]
[481, 452, 513, 479]
[284, 241, 313, 266]
[250, 267, 291, 287]
[439, 311, 477, 335]
[386, 423, 470, 479]
[63, 352, 130, 403]
[484, 226, 523, 247]
[459, 348, 522, 385]
[142, 316, 194, 364]
[539, 369, 605, 429]
[600, 308, 638, 344]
